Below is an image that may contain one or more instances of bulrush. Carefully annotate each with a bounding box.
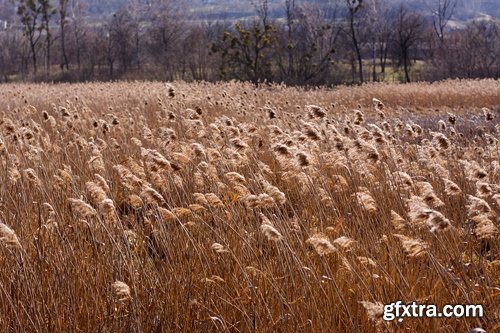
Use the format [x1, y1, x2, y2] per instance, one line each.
[393, 171, 413, 187]
[204, 193, 224, 208]
[438, 120, 447, 131]
[100, 199, 118, 224]
[0, 79, 498, 332]
[301, 122, 321, 141]
[426, 210, 451, 232]
[372, 98, 384, 110]
[493, 194, 500, 207]
[296, 151, 311, 167]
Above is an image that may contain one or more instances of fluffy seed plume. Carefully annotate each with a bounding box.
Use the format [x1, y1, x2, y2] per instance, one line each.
[444, 179, 462, 196]
[447, 112, 456, 124]
[391, 210, 408, 231]
[100, 199, 118, 224]
[406, 196, 450, 232]
[260, 224, 283, 242]
[416, 182, 445, 208]
[306, 105, 326, 119]
[296, 151, 310, 167]
[426, 210, 452, 232]
[475, 182, 492, 198]
[86, 181, 107, 205]
[211, 242, 228, 253]
[205, 193, 224, 208]
[23, 168, 41, 188]
[470, 215, 498, 240]
[333, 236, 357, 250]
[127, 195, 143, 210]
[467, 195, 491, 217]
[140, 186, 166, 206]
[306, 233, 336, 256]
[225, 172, 246, 185]
[0, 222, 22, 250]
[69, 198, 97, 218]
[432, 132, 450, 150]
[359, 301, 384, 321]
[263, 183, 286, 204]
[438, 120, 447, 131]
[355, 191, 377, 213]
[482, 107, 494, 121]
[393, 171, 413, 187]
[394, 234, 428, 258]
[372, 98, 384, 110]
[112, 280, 131, 302]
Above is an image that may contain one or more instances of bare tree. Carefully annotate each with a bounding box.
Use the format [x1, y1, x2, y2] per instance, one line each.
[429, 0, 457, 42]
[16, 0, 43, 75]
[0, 25, 24, 81]
[393, 6, 424, 83]
[69, 0, 86, 72]
[284, 0, 297, 79]
[341, 0, 364, 83]
[109, 8, 136, 75]
[39, 0, 56, 76]
[212, 0, 276, 83]
[59, 0, 69, 70]
[146, 1, 186, 80]
[292, 4, 338, 84]
[363, 0, 392, 81]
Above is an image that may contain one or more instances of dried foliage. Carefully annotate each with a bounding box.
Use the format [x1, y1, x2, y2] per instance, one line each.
[0, 80, 497, 332]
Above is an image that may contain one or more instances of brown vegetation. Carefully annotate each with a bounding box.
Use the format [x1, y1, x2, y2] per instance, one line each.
[0, 79, 498, 332]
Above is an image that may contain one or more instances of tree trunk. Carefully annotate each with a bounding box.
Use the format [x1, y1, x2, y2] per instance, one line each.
[372, 40, 377, 82]
[30, 41, 37, 75]
[403, 49, 410, 83]
[46, 33, 51, 77]
[61, 23, 69, 70]
[349, 10, 363, 83]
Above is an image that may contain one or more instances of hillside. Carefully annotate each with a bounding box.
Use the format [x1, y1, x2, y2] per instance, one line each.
[1, 0, 499, 23]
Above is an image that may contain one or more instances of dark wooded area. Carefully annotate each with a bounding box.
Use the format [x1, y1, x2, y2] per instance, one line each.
[0, 0, 499, 84]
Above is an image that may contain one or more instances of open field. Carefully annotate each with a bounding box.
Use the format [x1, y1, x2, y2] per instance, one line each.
[0, 79, 499, 332]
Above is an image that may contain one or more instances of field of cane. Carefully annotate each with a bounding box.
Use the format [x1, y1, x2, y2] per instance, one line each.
[0, 79, 498, 332]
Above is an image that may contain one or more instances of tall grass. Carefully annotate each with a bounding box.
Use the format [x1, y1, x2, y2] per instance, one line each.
[0, 80, 498, 332]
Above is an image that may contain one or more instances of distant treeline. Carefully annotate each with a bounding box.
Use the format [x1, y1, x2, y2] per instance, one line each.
[0, 0, 499, 85]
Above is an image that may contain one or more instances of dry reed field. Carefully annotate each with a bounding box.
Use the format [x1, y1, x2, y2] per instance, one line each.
[0, 79, 499, 332]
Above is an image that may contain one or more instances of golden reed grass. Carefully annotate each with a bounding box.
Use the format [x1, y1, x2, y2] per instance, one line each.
[0, 79, 497, 332]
